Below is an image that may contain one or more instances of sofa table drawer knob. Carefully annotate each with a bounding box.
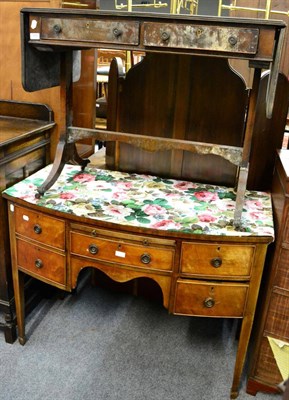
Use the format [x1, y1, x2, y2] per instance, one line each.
[141, 253, 151, 264]
[204, 297, 215, 308]
[88, 244, 99, 255]
[113, 28, 122, 38]
[210, 257, 222, 268]
[33, 224, 42, 235]
[53, 24, 62, 34]
[161, 31, 170, 42]
[228, 35, 237, 46]
[35, 259, 43, 269]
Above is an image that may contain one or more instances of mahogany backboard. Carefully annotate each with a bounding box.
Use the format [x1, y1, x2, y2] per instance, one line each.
[106, 53, 248, 187]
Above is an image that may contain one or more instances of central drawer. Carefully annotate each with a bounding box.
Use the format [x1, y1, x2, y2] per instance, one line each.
[181, 242, 254, 278]
[70, 228, 175, 272]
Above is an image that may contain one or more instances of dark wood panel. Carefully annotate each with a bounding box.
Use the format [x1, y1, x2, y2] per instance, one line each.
[247, 73, 289, 190]
[107, 53, 248, 186]
[0, 100, 53, 343]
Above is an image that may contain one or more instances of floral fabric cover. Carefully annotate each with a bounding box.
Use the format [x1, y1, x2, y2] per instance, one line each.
[4, 164, 274, 238]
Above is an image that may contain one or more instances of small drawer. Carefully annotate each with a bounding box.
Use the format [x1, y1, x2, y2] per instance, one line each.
[17, 239, 66, 285]
[70, 231, 174, 271]
[40, 17, 140, 46]
[14, 205, 65, 250]
[143, 22, 259, 54]
[181, 242, 254, 278]
[174, 279, 248, 317]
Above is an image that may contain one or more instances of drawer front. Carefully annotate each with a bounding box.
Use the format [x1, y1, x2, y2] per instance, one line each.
[143, 22, 259, 54]
[17, 239, 66, 285]
[174, 279, 248, 317]
[181, 242, 254, 277]
[14, 205, 65, 250]
[70, 231, 174, 271]
[40, 17, 140, 45]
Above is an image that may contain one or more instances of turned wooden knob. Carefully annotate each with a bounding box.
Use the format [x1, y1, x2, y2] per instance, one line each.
[161, 31, 170, 41]
[53, 24, 62, 34]
[228, 35, 237, 46]
[113, 28, 122, 38]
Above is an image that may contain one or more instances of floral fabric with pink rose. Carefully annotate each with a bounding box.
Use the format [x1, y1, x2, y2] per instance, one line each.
[4, 164, 274, 237]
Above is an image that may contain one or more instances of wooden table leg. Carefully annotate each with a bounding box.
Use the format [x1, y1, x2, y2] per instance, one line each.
[36, 140, 89, 197]
[13, 270, 26, 345]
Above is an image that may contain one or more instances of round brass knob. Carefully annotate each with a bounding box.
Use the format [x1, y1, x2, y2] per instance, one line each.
[228, 36, 237, 46]
[113, 28, 122, 38]
[204, 297, 215, 308]
[53, 24, 62, 34]
[210, 257, 222, 268]
[88, 244, 99, 255]
[140, 253, 151, 264]
[161, 31, 170, 41]
[33, 224, 42, 235]
[35, 259, 43, 269]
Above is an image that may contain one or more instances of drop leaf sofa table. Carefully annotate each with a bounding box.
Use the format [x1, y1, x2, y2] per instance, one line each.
[3, 8, 286, 399]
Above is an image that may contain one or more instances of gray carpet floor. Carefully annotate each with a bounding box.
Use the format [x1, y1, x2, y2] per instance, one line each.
[0, 273, 280, 400]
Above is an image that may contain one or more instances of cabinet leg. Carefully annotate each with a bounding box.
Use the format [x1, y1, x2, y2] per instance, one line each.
[230, 389, 239, 399]
[230, 316, 253, 399]
[13, 270, 26, 345]
[3, 311, 17, 344]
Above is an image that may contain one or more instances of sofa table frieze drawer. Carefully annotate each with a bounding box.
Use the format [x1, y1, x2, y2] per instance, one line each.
[70, 230, 175, 271]
[181, 242, 254, 278]
[16, 239, 66, 285]
[143, 22, 259, 54]
[14, 205, 65, 250]
[38, 17, 140, 46]
[174, 279, 249, 317]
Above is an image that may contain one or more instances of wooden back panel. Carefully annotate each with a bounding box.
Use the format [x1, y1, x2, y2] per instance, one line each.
[247, 72, 289, 191]
[106, 53, 248, 186]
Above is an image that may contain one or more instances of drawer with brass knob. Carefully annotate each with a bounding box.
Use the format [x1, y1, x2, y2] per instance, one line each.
[39, 17, 140, 46]
[14, 205, 65, 250]
[174, 279, 249, 317]
[180, 242, 254, 279]
[16, 239, 66, 286]
[143, 22, 259, 54]
[70, 230, 175, 272]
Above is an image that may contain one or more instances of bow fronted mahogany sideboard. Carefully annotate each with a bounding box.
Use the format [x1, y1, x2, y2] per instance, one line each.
[4, 164, 274, 399]
[5, 7, 287, 399]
